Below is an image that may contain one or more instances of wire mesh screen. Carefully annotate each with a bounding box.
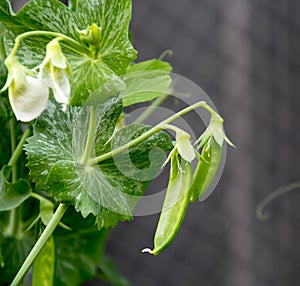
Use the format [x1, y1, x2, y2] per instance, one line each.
[9, 0, 300, 285]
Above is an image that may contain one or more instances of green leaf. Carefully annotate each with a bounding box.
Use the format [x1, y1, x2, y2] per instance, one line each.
[0, 0, 137, 106]
[0, 24, 7, 89]
[75, 0, 137, 75]
[122, 59, 172, 106]
[54, 207, 109, 286]
[68, 0, 78, 12]
[69, 0, 137, 105]
[0, 199, 38, 284]
[40, 199, 55, 226]
[25, 98, 172, 228]
[0, 233, 33, 284]
[109, 124, 172, 182]
[46, 160, 132, 221]
[32, 235, 56, 286]
[0, 166, 31, 211]
[0, 0, 79, 39]
[68, 57, 125, 106]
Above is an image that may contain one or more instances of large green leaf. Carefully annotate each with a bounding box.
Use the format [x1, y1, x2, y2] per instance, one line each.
[46, 160, 133, 224]
[75, 0, 137, 75]
[122, 59, 172, 106]
[0, 0, 137, 105]
[0, 0, 79, 39]
[0, 166, 31, 211]
[25, 98, 172, 228]
[68, 55, 125, 106]
[69, 0, 137, 105]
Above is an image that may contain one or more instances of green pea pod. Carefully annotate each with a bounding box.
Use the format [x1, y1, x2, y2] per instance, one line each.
[189, 137, 223, 202]
[143, 154, 192, 255]
[32, 235, 56, 286]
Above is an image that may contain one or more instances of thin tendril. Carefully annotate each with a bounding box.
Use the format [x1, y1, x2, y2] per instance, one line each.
[256, 181, 300, 221]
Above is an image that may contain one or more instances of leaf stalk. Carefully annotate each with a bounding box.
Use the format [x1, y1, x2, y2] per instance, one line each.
[10, 203, 68, 286]
[89, 101, 217, 165]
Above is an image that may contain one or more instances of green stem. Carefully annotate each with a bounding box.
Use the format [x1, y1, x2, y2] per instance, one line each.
[6, 208, 18, 237]
[89, 101, 212, 165]
[30, 192, 49, 202]
[9, 118, 17, 179]
[158, 49, 173, 61]
[6, 126, 31, 237]
[81, 106, 97, 165]
[11, 30, 87, 56]
[11, 203, 68, 286]
[8, 127, 31, 167]
[7, 118, 19, 237]
[134, 94, 169, 124]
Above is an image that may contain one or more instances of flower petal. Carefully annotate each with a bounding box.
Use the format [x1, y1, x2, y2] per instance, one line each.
[176, 130, 195, 162]
[38, 61, 52, 87]
[51, 68, 70, 105]
[46, 39, 68, 69]
[9, 76, 49, 122]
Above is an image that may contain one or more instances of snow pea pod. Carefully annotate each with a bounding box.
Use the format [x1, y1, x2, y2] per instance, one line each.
[32, 235, 56, 286]
[189, 137, 222, 202]
[143, 154, 192, 255]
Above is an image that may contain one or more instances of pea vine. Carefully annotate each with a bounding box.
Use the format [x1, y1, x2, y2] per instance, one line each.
[0, 0, 233, 285]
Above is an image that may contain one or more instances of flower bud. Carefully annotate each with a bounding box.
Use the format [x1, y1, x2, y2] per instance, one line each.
[79, 23, 101, 46]
[39, 38, 70, 110]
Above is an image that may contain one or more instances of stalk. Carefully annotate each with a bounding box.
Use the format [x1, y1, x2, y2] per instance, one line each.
[6, 118, 19, 237]
[10, 30, 88, 57]
[134, 94, 169, 124]
[11, 203, 68, 286]
[81, 106, 97, 165]
[8, 127, 31, 167]
[89, 101, 215, 165]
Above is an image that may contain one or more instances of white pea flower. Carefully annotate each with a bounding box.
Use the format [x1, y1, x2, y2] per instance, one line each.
[1, 54, 49, 122]
[161, 124, 196, 168]
[195, 113, 234, 148]
[175, 128, 195, 162]
[39, 38, 71, 111]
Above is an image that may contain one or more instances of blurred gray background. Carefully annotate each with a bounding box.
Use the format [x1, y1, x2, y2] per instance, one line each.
[11, 0, 300, 285]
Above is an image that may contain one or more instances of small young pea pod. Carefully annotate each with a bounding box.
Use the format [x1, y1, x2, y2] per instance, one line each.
[189, 137, 222, 202]
[143, 154, 192, 255]
[32, 235, 56, 286]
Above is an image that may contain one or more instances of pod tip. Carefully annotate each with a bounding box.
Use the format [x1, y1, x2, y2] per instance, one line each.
[141, 248, 153, 254]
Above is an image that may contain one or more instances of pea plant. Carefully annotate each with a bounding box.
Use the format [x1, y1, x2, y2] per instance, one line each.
[0, 0, 233, 285]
